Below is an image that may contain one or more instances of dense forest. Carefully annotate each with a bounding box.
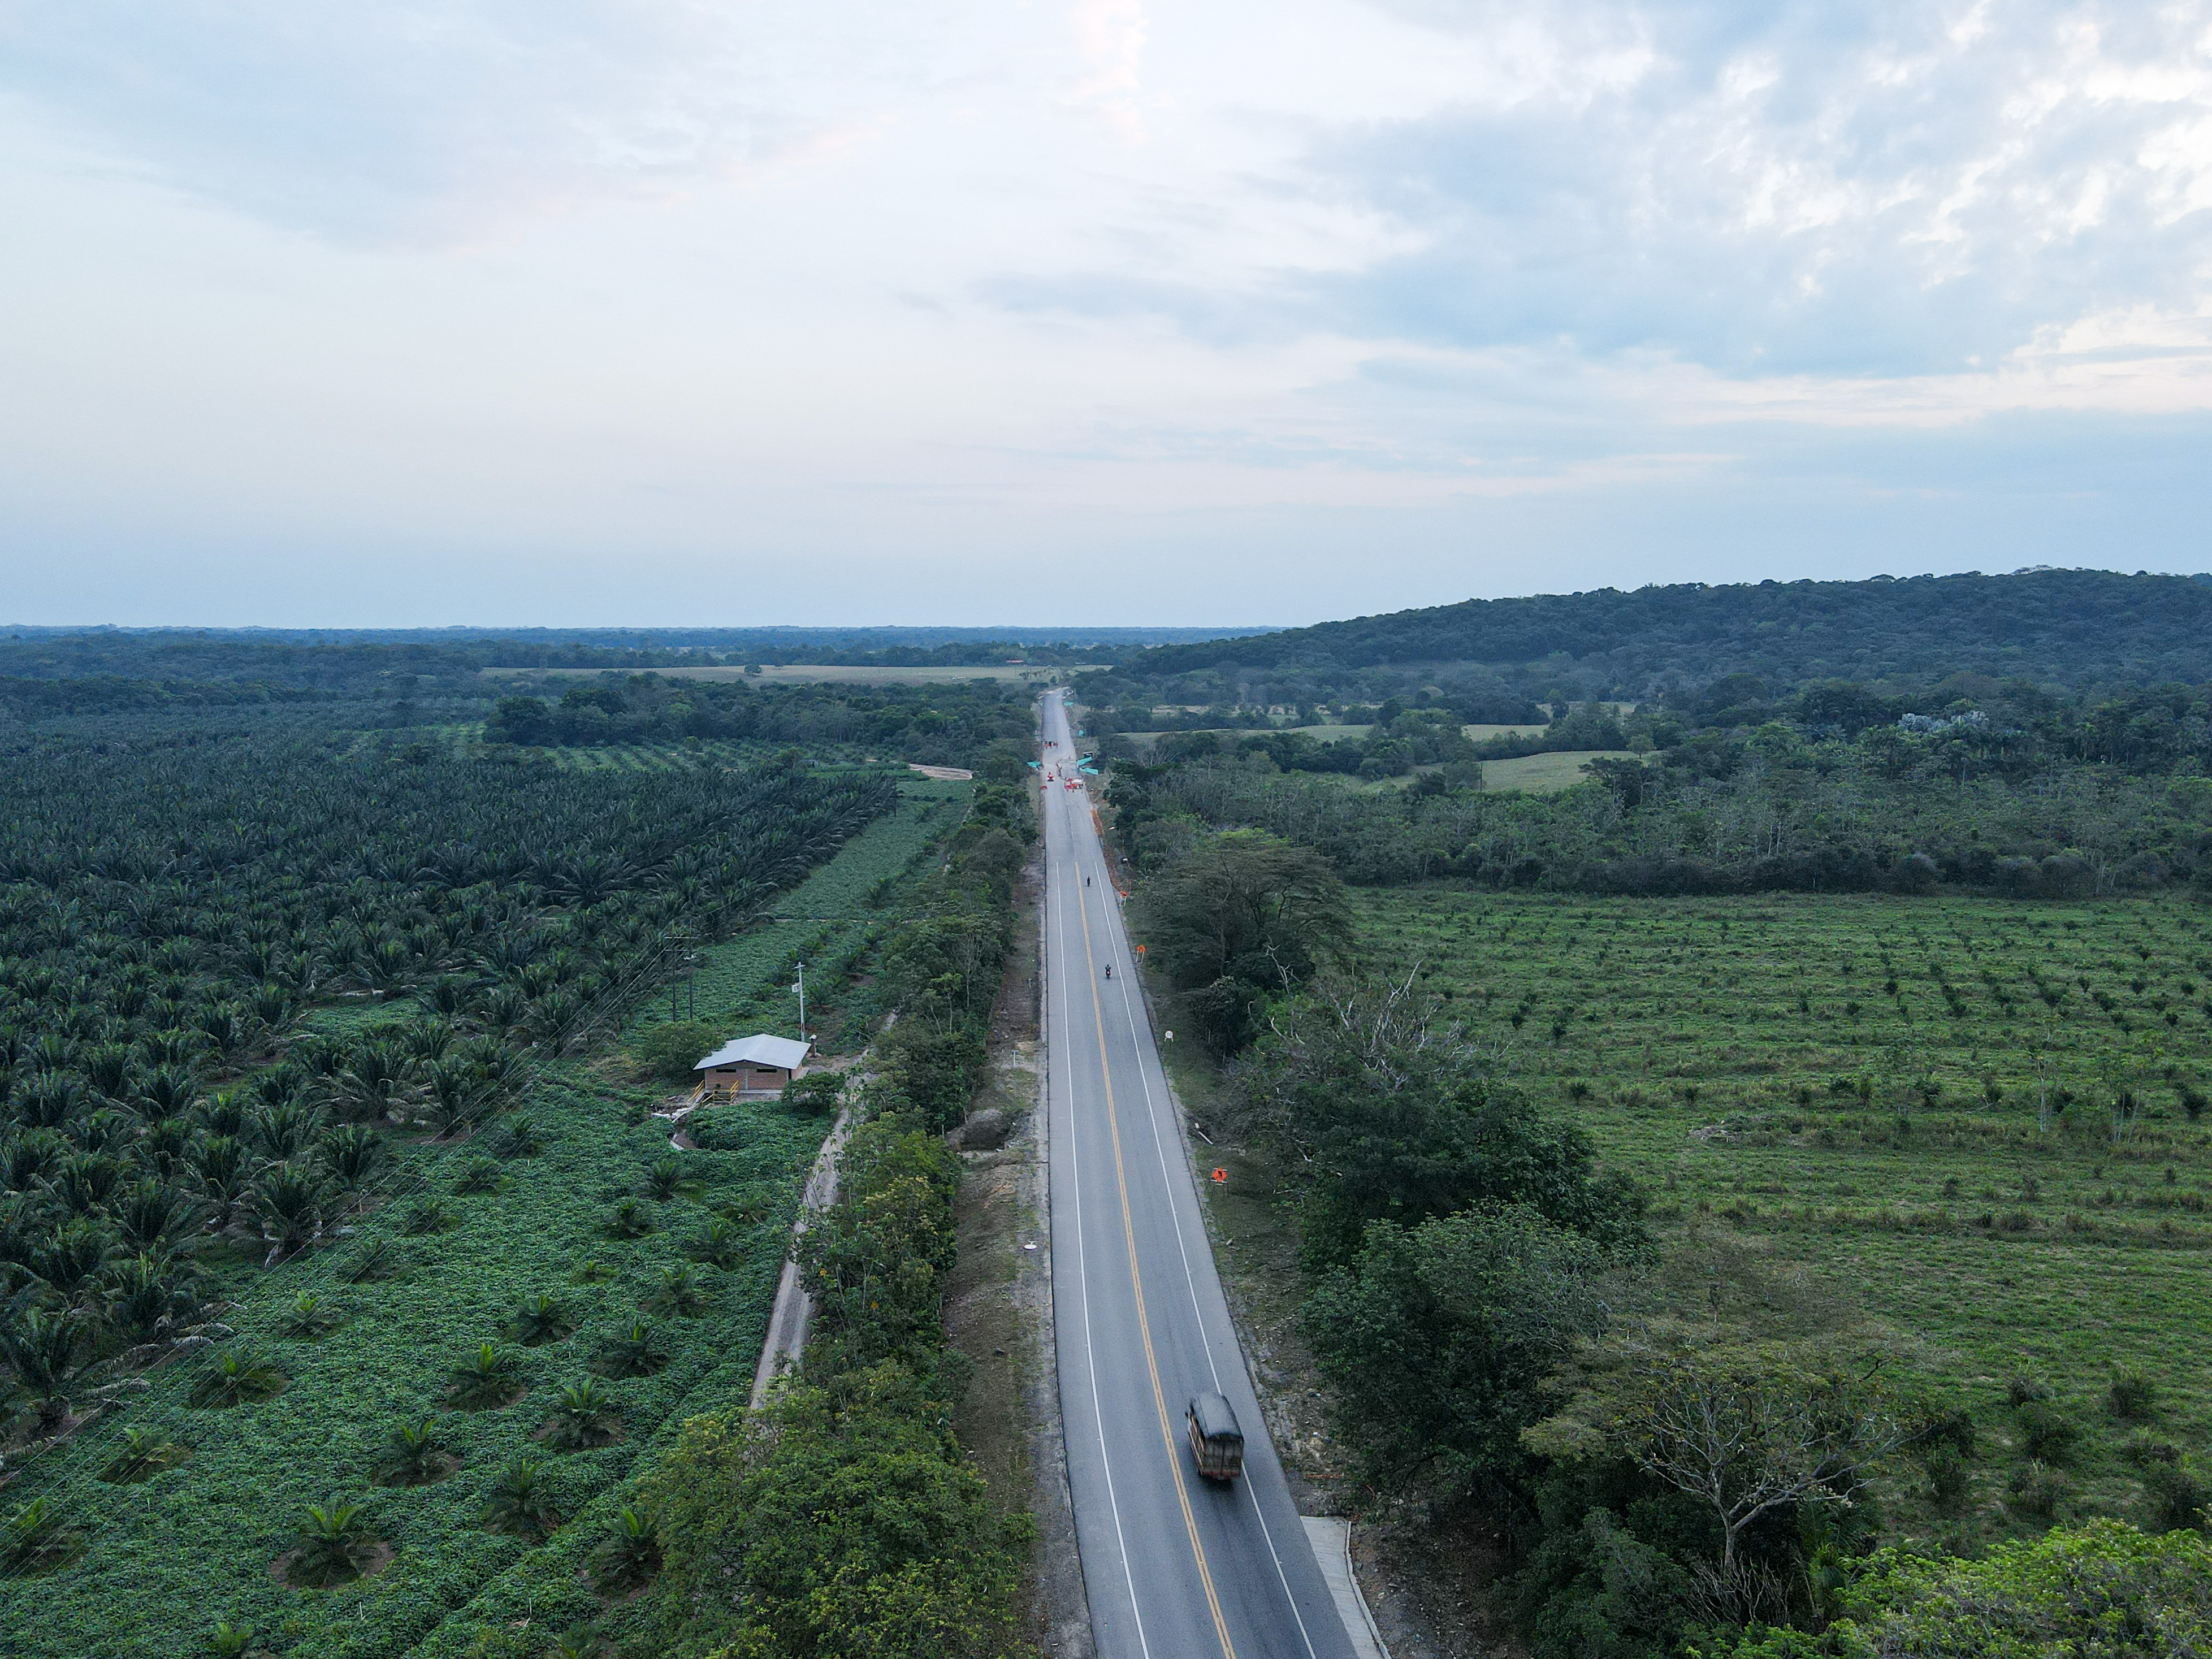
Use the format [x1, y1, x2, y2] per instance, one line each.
[1104, 568, 2212, 709]
[1106, 680, 2212, 898]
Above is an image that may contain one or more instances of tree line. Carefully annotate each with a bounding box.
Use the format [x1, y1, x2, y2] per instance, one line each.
[486, 675, 1039, 768]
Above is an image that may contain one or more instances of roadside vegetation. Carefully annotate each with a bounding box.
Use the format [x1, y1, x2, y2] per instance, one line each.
[1109, 675, 2212, 1653]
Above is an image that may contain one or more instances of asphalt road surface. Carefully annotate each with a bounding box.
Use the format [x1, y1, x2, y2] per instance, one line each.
[1040, 690, 1356, 1659]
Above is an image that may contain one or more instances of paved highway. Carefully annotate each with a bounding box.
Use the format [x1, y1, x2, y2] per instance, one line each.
[1040, 690, 1356, 1659]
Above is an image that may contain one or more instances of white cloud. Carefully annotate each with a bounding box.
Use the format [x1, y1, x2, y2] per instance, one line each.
[0, 0, 2209, 625]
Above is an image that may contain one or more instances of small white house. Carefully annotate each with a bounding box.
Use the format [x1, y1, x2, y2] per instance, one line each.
[693, 1034, 812, 1098]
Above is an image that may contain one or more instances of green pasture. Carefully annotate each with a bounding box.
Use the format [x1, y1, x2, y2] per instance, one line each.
[1476, 748, 1638, 793]
[627, 780, 969, 1055]
[1354, 887, 2212, 1541]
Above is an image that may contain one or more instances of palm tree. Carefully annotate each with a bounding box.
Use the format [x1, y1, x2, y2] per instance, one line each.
[421, 1060, 479, 1138]
[371, 1418, 455, 1487]
[315, 1124, 386, 1192]
[586, 1505, 661, 1594]
[401, 1199, 457, 1237]
[602, 1199, 655, 1240]
[683, 1219, 742, 1268]
[542, 1379, 620, 1450]
[640, 1157, 694, 1201]
[99, 1250, 227, 1358]
[0, 1307, 93, 1432]
[1, 1497, 85, 1574]
[282, 1290, 338, 1339]
[341, 1238, 401, 1283]
[29, 1216, 118, 1300]
[447, 1342, 526, 1410]
[98, 1425, 192, 1483]
[337, 1041, 410, 1122]
[288, 1500, 382, 1587]
[592, 1318, 669, 1379]
[247, 1098, 326, 1162]
[188, 1346, 287, 1409]
[480, 1456, 561, 1540]
[644, 1265, 707, 1318]
[244, 1162, 331, 1261]
[190, 1135, 253, 1227]
[110, 1180, 206, 1253]
[507, 1294, 574, 1347]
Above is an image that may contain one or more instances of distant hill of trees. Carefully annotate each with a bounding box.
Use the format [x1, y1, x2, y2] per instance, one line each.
[1127, 570, 2212, 698]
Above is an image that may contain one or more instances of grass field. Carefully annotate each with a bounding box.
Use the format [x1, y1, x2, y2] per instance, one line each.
[627, 778, 971, 1055]
[1477, 748, 1638, 792]
[0, 781, 973, 1658]
[1350, 887, 2212, 1545]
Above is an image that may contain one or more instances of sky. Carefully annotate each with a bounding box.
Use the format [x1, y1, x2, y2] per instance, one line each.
[2, 0, 2210, 629]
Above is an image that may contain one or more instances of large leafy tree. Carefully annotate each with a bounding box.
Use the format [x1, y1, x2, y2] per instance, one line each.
[1136, 828, 1351, 1050]
[1239, 972, 1642, 1265]
[1304, 1203, 1611, 1514]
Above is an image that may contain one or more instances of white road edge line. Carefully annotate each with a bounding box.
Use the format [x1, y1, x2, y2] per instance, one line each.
[1050, 733, 1155, 1659]
[1109, 947, 1324, 1659]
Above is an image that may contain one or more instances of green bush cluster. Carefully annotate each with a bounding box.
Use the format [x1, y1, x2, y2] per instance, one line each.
[636, 1101, 1030, 1657]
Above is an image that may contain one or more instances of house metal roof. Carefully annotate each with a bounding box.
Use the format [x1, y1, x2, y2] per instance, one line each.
[694, 1034, 812, 1072]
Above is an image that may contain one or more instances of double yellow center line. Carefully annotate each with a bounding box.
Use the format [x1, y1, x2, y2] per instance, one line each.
[1073, 847, 1237, 1659]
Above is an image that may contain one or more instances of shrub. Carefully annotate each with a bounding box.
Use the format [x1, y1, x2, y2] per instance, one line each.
[2109, 1371, 2159, 1421]
[1925, 1444, 1971, 1511]
[447, 1343, 526, 1410]
[2017, 1401, 2080, 1463]
[627, 1020, 725, 1084]
[780, 1069, 844, 1117]
[372, 1419, 456, 1487]
[288, 1500, 382, 1588]
[587, 1505, 661, 1595]
[2145, 1462, 2210, 1534]
[2010, 1459, 2070, 1518]
[2007, 1376, 2054, 1408]
[638, 1374, 1030, 1658]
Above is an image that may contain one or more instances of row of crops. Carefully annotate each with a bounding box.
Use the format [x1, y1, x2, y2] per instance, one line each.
[0, 724, 899, 1639]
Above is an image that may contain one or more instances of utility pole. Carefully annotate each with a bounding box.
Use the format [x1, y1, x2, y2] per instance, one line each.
[792, 961, 807, 1042]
